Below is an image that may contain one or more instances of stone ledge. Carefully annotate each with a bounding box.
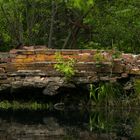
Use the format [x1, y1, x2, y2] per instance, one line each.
[0, 49, 140, 95]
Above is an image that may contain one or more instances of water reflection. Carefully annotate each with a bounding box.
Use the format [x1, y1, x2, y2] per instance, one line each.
[0, 109, 140, 140]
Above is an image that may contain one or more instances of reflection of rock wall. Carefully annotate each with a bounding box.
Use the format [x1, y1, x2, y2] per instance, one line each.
[0, 121, 65, 140]
[0, 109, 137, 140]
[0, 121, 111, 140]
[0, 118, 133, 140]
[0, 48, 140, 95]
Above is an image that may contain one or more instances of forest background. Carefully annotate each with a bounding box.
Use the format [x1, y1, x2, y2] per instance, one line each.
[0, 0, 139, 53]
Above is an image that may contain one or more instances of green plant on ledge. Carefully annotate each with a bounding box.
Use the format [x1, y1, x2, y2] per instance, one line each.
[93, 52, 104, 68]
[54, 52, 76, 80]
[93, 52, 104, 62]
[112, 50, 122, 59]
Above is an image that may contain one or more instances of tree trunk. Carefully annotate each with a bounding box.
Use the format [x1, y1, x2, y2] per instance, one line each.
[62, 6, 94, 49]
[48, 0, 56, 48]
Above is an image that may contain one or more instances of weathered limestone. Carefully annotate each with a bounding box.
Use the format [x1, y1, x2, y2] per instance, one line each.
[0, 48, 140, 95]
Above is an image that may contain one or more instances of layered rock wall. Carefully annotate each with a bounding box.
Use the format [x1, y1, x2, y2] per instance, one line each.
[0, 48, 140, 95]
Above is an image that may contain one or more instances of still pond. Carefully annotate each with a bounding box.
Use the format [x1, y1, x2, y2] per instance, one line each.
[0, 108, 140, 140]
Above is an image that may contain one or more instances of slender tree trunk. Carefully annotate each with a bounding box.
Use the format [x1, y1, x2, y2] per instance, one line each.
[12, 0, 23, 45]
[70, 27, 80, 49]
[25, 0, 30, 45]
[25, 0, 36, 45]
[48, 0, 56, 48]
[62, 6, 94, 49]
[19, 14, 24, 45]
[62, 30, 72, 49]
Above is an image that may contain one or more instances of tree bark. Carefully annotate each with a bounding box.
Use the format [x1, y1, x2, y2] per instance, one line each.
[62, 6, 94, 49]
[48, 0, 56, 48]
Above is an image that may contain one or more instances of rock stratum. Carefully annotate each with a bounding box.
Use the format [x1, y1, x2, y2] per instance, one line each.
[0, 47, 140, 95]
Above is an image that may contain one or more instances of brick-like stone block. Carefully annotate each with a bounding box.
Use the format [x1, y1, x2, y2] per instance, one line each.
[35, 49, 48, 54]
[112, 59, 124, 73]
[11, 58, 24, 63]
[81, 49, 97, 54]
[16, 54, 27, 59]
[9, 49, 17, 54]
[0, 68, 5, 73]
[61, 50, 80, 55]
[11, 49, 35, 55]
[0, 80, 10, 84]
[45, 49, 59, 55]
[5, 63, 26, 72]
[100, 76, 110, 81]
[136, 60, 140, 66]
[130, 67, 140, 75]
[0, 73, 7, 79]
[0, 63, 7, 69]
[121, 73, 128, 78]
[78, 53, 92, 62]
[122, 53, 136, 64]
[97, 64, 112, 73]
[112, 64, 124, 73]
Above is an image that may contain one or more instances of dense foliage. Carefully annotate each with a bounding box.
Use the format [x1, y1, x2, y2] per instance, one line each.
[0, 0, 140, 53]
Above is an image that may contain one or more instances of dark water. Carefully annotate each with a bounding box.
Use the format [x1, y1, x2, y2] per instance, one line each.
[0, 108, 140, 140]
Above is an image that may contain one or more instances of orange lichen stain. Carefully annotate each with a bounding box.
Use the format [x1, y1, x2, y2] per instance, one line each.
[78, 53, 91, 61]
[35, 54, 47, 61]
[45, 55, 56, 61]
[27, 54, 36, 59]
[22, 56, 35, 63]
[16, 55, 27, 59]
[12, 58, 24, 63]
[12, 54, 33, 63]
